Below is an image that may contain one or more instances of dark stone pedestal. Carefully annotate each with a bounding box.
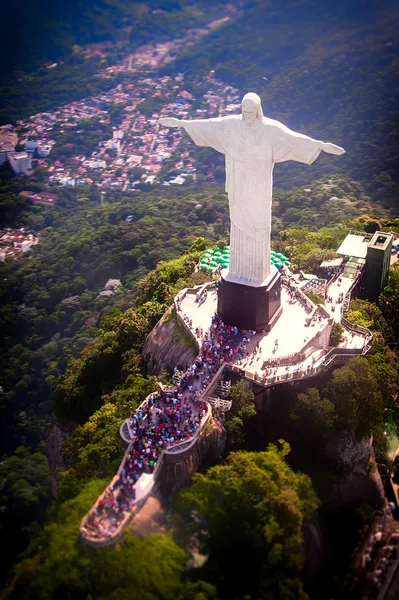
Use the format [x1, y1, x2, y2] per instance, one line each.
[217, 270, 282, 332]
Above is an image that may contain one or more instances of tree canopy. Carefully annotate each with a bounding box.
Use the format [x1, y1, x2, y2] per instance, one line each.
[3, 479, 215, 600]
[176, 444, 319, 600]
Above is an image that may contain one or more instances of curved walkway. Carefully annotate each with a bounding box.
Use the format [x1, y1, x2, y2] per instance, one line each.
[81, 375, 211, 546]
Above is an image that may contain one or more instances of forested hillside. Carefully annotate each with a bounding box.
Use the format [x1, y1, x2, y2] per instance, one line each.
[0, 0, 226, 82]
[0, 0, 230, 123]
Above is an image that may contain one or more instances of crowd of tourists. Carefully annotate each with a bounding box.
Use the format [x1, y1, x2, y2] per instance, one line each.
[199, 315, 258, 367]
[82, 349, 215, 541]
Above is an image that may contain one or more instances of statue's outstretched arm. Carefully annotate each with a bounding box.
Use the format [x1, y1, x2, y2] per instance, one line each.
[159, 116, 225, 154]
[320, 141, 345, 155]
[159, 117, 213, 128]
[159, 117, 183, 127]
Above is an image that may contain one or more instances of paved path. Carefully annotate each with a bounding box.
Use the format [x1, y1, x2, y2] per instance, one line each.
[324, 274, 366, 349]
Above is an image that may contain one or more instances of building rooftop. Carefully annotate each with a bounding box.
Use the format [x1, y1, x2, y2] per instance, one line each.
[336, 232, 372, 259]
[368, 231, 393, 250]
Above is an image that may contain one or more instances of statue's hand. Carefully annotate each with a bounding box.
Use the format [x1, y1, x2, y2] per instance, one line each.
[159, 117, 181, 127]
[321, 142, 345, 155]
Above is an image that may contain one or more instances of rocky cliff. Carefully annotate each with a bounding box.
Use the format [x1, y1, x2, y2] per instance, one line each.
[142, 308, 198, 375]
[325, 433, 385, 508]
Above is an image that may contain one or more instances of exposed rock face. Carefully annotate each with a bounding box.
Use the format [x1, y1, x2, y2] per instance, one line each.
[142, 309, 197, 375]
[303, 515, 325, 578]
[157, 416, 226, 502]
[326, 433, 371, 476]
[325, 433, 385, 507]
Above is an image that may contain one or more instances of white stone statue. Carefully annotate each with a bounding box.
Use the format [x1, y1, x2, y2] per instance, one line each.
[159, 92, 344, 287]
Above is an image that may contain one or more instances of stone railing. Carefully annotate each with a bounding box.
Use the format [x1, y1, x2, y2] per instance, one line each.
[174, 310, 200, 354]
[315, 303, 332, 320]
[81, 388, 165, 546]
[119, 421, 131, 446]
[261, 351, 301, 368]
[300, 320, 332, 358]
[205, 396, 232, 412]
[341, 316, 372, 338]
[195, 281, 217, 303]
[326, 271, 339, 288]
[80, 442, 140, 547]
[322, 343, 372, 367]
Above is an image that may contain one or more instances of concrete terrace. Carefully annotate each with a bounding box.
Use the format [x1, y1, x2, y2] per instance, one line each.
[179, 281, 367, 384]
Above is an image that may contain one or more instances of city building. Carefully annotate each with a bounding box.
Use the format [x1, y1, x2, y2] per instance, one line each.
[8, 152, 32, 174]
[336, 230, 393, 302]
[363, 231, 393, 301]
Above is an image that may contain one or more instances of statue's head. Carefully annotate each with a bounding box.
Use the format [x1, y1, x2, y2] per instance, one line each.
[241, 93, 263, 125]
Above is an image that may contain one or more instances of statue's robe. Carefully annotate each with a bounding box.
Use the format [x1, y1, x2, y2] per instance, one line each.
[184, 116, 322, 286]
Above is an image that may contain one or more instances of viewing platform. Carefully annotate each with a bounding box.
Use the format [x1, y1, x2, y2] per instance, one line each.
[81, 270, 372, 547]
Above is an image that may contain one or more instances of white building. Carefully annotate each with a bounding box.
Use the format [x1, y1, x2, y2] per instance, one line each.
[60, 176, 75, 186]
[37, 144, 51, 157]
[25, 140, 39, 152]
[8, 152, 32, 174]
[88, 159, 107, 169]
[21, 239, 34, 252]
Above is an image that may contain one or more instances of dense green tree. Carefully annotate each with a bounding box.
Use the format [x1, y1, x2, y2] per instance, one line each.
[292, 388, 336, 434]
[348, 298, 389, 335]
[4, 479, 214, 600]
[347, 298, 399, 410]
[225, 381, 256, 449]
[176, 444, 319, 600]
[0, 446, 52, 586]
[329, 322, 344, 346]
[300, 248, 337, 273]
[379, 269, 399, 346]
[53, 309, 151, 422]
[294, 358, 385, 444]
[304, 290, 324, 305]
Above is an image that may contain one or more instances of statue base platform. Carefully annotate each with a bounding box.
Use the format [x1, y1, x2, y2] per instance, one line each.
[217, 270, 282, 332]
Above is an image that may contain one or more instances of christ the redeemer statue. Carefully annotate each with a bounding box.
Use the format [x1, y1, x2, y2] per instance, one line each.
[159, 92, 344, 288]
